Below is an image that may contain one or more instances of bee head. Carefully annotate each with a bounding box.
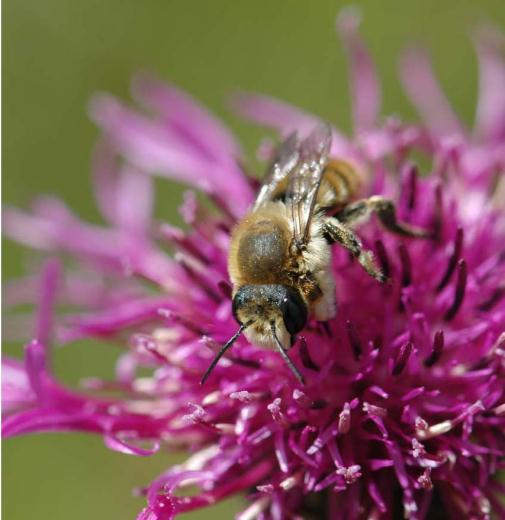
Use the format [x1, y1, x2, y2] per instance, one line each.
[201, 284, 307, 385]
[232, 284, 308, 344]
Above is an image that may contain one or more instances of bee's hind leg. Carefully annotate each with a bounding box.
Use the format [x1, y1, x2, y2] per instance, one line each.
[323, 217, 386, 283]
[336, 196, 431, 238]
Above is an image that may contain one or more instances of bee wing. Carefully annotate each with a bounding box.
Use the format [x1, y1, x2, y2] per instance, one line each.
[252, 132, 300, 210]
[285, 122, 332, 246]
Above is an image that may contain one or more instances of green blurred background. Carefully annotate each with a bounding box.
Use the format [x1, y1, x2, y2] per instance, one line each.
[3, 1, 504, 518]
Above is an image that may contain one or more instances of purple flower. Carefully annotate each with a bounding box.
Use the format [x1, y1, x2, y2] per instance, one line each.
[3, 11, 505, 520]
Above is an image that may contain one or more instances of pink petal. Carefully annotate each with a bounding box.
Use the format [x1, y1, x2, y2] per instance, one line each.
[24, 339, 49, 401]
[115, 166, 154, 232]
[90, 95, 213, 187]
[35, 259, 60, 346]
[104, 432, 160, 456]
[1, 358, 36, 412]
[90, 94, 252, 217]
[93, 140, 155, 231]
[232, 92, 350, 157]
[474, 27, 505, 141]
[399, 46, 465, 137]
[3, 206, 58, 250]
[337, 8, 381, 132]
[132, 75, 242, 162]
[91, 140, 122, 224]
[232, 92, 322, 136]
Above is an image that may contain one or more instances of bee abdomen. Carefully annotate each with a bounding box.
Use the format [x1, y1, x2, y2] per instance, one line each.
[320, 159, 361, 207]
[237, 220, 288, 283]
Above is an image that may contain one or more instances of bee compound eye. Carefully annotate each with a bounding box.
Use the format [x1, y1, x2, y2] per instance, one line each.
[281, 289, 308, 336]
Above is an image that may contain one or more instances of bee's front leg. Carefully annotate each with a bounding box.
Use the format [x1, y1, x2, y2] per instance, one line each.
[336, 196, 432, 238]
[323, 217, 386, 283]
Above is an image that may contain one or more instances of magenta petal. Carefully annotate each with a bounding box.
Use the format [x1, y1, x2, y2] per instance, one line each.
[232, 92, 351, 157]
[399, 46, 464, 137]
[337, 8, 381, 132]
[132, 75, 243, 162]
[2, 408, 97, 437]
[115, 166, 154, 232]
[24, 340, 50, 401]
[90, 94, 216, 187]
[35, 259, 60, 346]
[91, 140, 123, 225]
[232, 92, 322, 137]
[104, 432, 160, 456]
[89, 93, 253, 218]
[1, 358, 36, 412]
[92, 140, 154, 231]
[3, 206, 58, 250]
[474, 27, 505, 141]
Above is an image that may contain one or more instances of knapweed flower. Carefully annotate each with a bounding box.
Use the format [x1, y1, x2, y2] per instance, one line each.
[3, 11, 505, 520]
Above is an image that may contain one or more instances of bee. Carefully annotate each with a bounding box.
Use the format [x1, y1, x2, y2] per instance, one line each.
[202, 123, 429, 384]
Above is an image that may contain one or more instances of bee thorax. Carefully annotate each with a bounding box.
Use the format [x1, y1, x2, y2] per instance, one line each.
[236, 219, 288, 283]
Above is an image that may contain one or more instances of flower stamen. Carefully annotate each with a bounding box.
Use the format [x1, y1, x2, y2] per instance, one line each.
[346, 320, 363, 359]
[392, 341, 413, 375]
[375, 239, 391, 279]
[424, 330, 444, 367]
[437, 227, 464, 292]
[444, 259, 467, 321]
[398, 243, 412, 287]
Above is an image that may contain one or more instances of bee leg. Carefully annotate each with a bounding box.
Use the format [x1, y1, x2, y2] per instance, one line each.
[323, 217, 386, 283]
[337, 196, 432, 238]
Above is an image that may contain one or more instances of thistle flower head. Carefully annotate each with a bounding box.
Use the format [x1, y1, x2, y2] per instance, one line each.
[3, 12, 505, 520]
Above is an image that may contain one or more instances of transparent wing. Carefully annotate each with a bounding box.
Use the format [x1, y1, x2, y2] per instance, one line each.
[252, 132, 300, 211]
[285, 123, 332, 247]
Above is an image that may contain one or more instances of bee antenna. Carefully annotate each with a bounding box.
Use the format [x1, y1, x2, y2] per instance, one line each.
[201, 322, 251, 385]
[270, 323, 305, 385]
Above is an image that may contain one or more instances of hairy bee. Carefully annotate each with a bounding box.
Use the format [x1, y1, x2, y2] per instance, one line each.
[202, 124, 429, 384]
